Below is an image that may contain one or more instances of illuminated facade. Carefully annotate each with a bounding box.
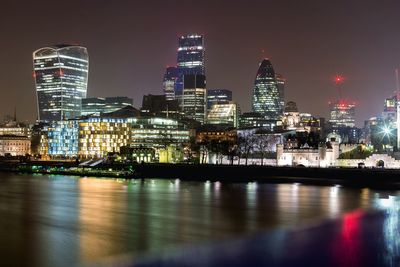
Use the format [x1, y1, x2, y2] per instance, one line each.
[163, 67, 179, 101]
[129, 117, 189, 149]
[48, 120, 79, 156]
[177, 34, 205, 75]
[252, 59, 282, 120]
[0, 122, 31, 138]
[79, 118, 131, 158]
[239, 112, 281, 130]
[182, 74, 207, 123]
[207, 102, 239, 127]
[0, 135, 31, 156]
[329, 101, 356, 128]
[82, 97, 133, 116]
[207, 89, 232, 110]
[33, 44, 89, 121]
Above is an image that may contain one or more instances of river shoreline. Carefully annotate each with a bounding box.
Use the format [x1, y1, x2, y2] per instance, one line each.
[1, 161, 400, 189]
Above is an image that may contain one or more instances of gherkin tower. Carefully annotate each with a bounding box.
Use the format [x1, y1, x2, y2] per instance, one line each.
[251, 59, 283, 120]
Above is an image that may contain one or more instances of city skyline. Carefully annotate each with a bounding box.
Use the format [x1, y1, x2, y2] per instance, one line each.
[1, 1, 400, 126]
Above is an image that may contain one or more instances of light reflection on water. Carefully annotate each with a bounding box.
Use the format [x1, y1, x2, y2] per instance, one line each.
[0, 173, 399, 266]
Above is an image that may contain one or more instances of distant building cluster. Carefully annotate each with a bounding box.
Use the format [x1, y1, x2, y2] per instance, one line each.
[2, 35, 398, 167]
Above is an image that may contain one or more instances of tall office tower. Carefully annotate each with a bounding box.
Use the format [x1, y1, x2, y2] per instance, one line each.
[182, 74, 207, 124]
[329, 100, 356, 128]
[383, 95, 397, 122]
[275, 74, 285, 114]
[251, 59, 281, 120]
[175, 34, 205, 99]
[206, 89, 232, 110]
[33, 44, 89, 121]
[177, 34, 205, 75]
[163, 66, 179, 101]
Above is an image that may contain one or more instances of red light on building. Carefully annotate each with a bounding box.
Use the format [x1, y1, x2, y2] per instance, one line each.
[333, 74, 345, 85]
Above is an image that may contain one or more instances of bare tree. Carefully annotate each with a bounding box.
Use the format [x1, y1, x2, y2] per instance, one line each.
[238, 132, 256, 165]
[256, 134, 276, 165]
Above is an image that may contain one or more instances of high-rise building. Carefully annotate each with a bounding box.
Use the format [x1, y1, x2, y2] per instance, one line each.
[276, 74, 285, 115]
[141, 94, 180, 117]
[329, 100, 356, 128]
[33, 44, 89, 121]
[162, 66, 179, 101]
[182, 74, 207, 124]
[207, 89, 232, 110]
[81, 97, 133, 116]
[177, 34, 205, 76]
[251, 59, 282, 120]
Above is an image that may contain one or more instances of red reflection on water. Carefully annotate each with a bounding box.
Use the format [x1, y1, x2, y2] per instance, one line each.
[332, 210, 364, 267]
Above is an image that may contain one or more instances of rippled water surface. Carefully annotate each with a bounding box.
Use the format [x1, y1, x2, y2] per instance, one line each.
[0, 172, 397, 266]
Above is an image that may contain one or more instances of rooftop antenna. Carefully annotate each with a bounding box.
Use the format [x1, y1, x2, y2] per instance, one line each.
[396, 68, 400, 95]
[13, 106, 16, 122]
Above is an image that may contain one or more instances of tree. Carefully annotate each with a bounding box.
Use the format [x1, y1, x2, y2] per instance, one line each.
[237, 132, 256, 165]
[256, 134, 276, 165]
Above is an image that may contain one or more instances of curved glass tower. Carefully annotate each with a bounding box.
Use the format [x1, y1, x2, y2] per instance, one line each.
[251, 59, 281, 120]
[33, 44, 89, 121]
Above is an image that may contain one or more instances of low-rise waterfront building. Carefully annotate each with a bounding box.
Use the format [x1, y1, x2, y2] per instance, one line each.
[0, 135, 31, 156]
[79, 118, 131, 158]
[48, 120, 79, 157]
[129, 117, 190, 149]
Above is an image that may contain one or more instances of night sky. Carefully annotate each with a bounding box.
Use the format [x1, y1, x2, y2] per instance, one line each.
[1, 0, 400, 126]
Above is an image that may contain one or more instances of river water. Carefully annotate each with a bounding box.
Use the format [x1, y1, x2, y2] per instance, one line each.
[0, 172, 398, 266]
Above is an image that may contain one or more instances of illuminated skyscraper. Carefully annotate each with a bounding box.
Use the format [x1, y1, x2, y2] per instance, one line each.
[251, 59, 281, 120]
[207, 89, 232, 110]
[276, 74, 285, 115]
[162, 66, 179, 101]
[182, 74, 207, 123]
[329, 100, 356, 128]
[177, 34, 205, 76]
[33, 44, 89, 122]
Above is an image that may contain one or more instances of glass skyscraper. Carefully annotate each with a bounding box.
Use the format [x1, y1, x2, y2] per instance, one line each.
[182, 74, 207, 124]
[207, 89, 233, 110]
[251, 59, 282, 120]
[33, 44, 89, 122]
[163, 66, 179, 101]
[177, 34, 205, 76]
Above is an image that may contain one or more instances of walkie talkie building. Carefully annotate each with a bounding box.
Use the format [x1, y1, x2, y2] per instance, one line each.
[33, 44, 89, 121]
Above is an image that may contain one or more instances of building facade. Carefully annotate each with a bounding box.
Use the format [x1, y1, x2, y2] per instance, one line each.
[252, 59, 282, 120]
[207, 102, 239, 127]
[329, 100, 356, 128]
[33, 44, 89, 121]
[0, 135, 31, 156]
[47, 120, 79, 156]
[79, 118, 131, 158]
[163, 66, 179, 101]
[206, 89, 232, 110]
[177, 34, 205, 76]
[182, 74, 207, 123]
[129, 117, 190, 149]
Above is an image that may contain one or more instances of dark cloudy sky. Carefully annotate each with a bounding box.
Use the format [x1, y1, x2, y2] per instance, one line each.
[1, 0, 400, 126]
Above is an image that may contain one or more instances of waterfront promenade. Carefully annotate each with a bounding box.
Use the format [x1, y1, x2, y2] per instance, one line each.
[1, 160, 400, 189]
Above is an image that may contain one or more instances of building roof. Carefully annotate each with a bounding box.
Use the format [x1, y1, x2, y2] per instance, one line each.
[100, 105, 141, 118]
